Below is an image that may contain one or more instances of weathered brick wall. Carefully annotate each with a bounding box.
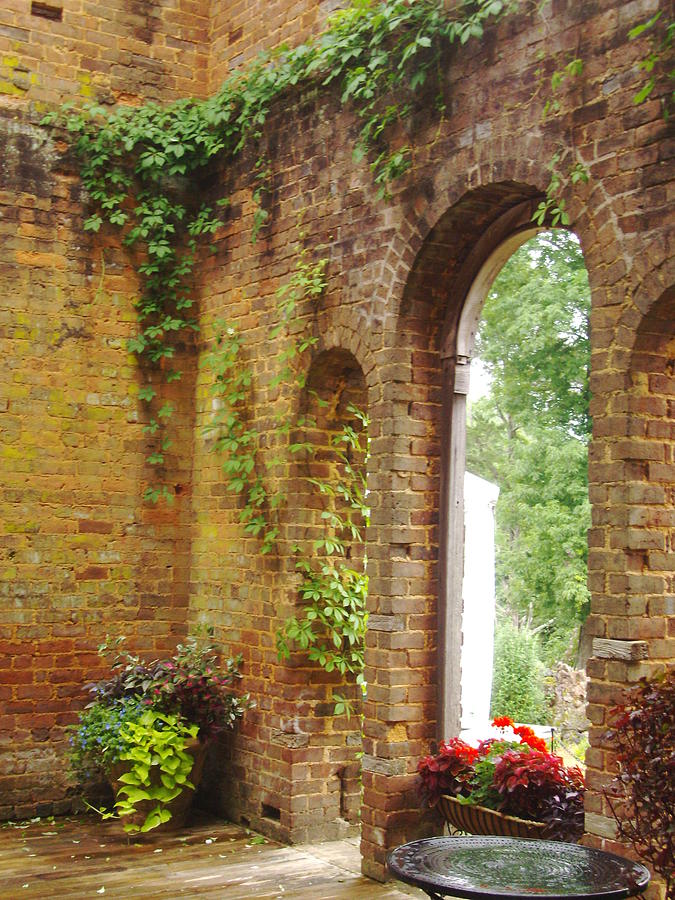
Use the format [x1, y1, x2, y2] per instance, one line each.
[0, 0, 207, 817]
[0, 0, 209, 108]
[207, 0, 345, 92]
[1, 0, 673, 893]
[0, 116, 198, 814]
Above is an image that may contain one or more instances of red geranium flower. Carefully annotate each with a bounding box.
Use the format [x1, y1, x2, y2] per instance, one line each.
[492, 715, 514, 729]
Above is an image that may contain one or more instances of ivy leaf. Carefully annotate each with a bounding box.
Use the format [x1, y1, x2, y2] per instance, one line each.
[138, 385, 157, 402]
[157, 402, 174, 419]
[84, 214, 103, 232]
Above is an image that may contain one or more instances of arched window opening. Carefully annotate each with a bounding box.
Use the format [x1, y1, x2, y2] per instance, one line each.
[447, 230, 591, 764]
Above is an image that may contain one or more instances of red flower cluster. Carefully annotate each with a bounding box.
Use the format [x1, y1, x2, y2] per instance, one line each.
[492, 715, 548, 752]
[492, 715, 512, 728]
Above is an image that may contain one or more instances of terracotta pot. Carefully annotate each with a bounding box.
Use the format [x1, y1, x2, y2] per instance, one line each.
[437, 794, 546, 840]
[109, 738, 208, 834]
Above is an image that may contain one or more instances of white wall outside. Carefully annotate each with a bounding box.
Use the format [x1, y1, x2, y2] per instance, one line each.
[460, 471, 499, 730]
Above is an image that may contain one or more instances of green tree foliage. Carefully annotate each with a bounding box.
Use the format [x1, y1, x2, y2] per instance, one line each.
[466, 231, 591, 665]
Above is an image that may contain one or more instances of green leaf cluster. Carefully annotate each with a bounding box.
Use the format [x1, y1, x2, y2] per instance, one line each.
[628, 12, 674, 115]
[113, 709, 199, 834]
[278, 557, 368, 679]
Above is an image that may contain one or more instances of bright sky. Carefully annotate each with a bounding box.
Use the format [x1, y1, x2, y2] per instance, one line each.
[469, 357, 491, 401]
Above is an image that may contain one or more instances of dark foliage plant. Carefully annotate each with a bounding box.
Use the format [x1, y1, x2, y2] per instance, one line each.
[493, 747, 585, 842]
[81, 633, 251, 746]
[605, 670, 674, 900]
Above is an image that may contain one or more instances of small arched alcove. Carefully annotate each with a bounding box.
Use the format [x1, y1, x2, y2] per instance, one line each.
[284, 346, 369, 831]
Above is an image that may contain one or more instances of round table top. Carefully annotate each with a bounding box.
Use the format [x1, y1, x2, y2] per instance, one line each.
[386, 837, 651, 900]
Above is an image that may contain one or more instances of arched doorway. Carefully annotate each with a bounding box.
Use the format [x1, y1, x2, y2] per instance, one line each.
[439, 224, 543, 736]
[460, 229, 591, 742]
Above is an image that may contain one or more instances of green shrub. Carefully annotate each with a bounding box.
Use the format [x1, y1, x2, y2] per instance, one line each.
[490, 618, 549, 724]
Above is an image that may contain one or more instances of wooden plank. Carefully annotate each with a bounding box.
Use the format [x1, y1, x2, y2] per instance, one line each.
[592, 639, 649, 661]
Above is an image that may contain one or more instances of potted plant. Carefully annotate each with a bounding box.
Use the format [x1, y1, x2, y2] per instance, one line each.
[605, 669, 674, 900]
[70, 632, 251, 835]
[418, 716, 585, 842]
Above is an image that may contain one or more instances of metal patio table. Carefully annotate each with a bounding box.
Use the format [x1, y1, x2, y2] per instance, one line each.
[387, 836, 651, 900]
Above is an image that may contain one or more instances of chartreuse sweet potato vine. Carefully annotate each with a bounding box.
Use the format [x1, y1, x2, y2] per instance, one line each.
[42, 0, 510, 503]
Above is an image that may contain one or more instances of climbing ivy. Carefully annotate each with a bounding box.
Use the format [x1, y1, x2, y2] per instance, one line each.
[202, 251, 369, 707]
[628, 11, 674, 116]
[201, 250, 328, 554]
[533, 151, 589, 228]
[532, 56, 588, 228]
[42, 0, 509, 502]
[201, 322, 280, 556]
[276, 402, 370, 689]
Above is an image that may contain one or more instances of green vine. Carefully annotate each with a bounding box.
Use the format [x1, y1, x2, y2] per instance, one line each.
[201, 323, 281, 555]
[628, 11, 674, 116]
[202, 249, 369, 708]
[202, 249, 328, 555]
[533, 150, 589, 228]
[534, 9, 673, 229]
[277, 402, 370, 693]
[42, 0, 508, 502]
[533, 56, 588, 228]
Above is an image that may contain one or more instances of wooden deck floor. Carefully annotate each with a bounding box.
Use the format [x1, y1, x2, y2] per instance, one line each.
[0, 813, 426, 899]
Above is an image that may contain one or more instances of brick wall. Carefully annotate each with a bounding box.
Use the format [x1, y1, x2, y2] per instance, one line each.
[0, 0, 206, 818]
[208, 0, 344, 92]
[0, 0, 209, 108]
[0, 0, 673, 892]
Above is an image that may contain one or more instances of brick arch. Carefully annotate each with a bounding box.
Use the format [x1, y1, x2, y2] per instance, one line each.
[361, 181, 570, 879]
[609, 258, 675, 364]
[317, 320, 377, 388]
[582, 283, 675, 857]
[374, 152, 556, 325]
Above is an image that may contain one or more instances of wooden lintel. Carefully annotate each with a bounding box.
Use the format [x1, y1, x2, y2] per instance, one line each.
[592, 638, 649, 661]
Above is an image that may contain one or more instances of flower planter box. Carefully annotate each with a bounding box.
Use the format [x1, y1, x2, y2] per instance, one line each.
[438, 794, 546, 840]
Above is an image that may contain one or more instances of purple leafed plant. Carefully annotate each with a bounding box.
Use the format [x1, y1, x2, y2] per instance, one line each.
[605, 669, 674, 900]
